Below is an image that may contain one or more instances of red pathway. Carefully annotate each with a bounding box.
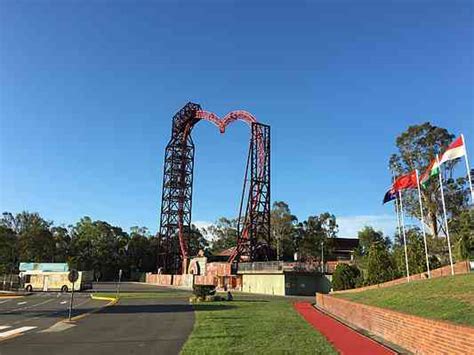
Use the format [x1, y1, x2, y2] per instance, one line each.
[294, 302, 396, 355]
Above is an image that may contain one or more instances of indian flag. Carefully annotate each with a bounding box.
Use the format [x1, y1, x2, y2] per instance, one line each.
[439, 136, 466, 165]
[420, 136, 466, 188]
[420, 159, 439, 188]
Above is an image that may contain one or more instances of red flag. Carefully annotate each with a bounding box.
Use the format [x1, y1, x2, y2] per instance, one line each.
[393, 171, 417, 191]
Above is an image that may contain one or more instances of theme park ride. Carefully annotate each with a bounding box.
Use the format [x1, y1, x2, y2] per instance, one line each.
[158, 102, 271, 274]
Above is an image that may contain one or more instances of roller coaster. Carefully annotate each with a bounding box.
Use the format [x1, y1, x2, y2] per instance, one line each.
[158, 103, 271, 273]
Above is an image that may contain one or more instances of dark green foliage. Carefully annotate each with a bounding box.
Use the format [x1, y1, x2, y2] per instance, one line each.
[353, 226, 391, 279]
[296, 212, 338, 261]
[1, 212, 55, 263]
[0, 225, 18, 274]
[451, 209, 474, 260]
[332, 264, 361, 291]
[366, 241, 396, 285]
[393, 228, 427, 276]
[192, 285, 216, 298]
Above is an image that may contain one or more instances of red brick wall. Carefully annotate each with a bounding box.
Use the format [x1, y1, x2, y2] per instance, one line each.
[332, 260, 471, 294]
[316, 293, 474, 354]
[145, 273, 172, 286]
[194, 275, 216, 286]
[206, 262, 232, 277]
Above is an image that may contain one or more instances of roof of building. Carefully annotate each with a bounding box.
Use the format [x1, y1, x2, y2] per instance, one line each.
[19, 262, 69, 272]
[332, 237, 359, 251]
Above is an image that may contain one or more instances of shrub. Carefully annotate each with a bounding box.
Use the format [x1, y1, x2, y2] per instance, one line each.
[192, 285, 216, 299]
[332, 263, 361, 291]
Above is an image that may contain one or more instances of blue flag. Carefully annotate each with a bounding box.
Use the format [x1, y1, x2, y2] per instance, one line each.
[383, 188, 396, 204]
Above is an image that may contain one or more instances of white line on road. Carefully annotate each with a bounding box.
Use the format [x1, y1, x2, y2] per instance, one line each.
[0, 300, 10, 305]
[0, 326, 11, 330]
[60, 301, 67, 304]
[5, 298, 55, 314]
[0, 326, 37, 338]
[17, 301, 27, 305]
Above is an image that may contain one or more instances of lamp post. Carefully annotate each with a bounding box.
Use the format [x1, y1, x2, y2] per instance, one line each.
[320, 241, 324, 273]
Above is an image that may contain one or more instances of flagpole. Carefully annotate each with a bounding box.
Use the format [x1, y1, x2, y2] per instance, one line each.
[461, 134, 474, 203]
[415, 169, 431, 278]
[394, 194, 403, 243]
[398, 190, 410, 282]
[391, 172, 403, 246]
[436, 155, 454, 275]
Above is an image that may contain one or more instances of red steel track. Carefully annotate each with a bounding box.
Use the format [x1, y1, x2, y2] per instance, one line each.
[192, 110, 266, 263]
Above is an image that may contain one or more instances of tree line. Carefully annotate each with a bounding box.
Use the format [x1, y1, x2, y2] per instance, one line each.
[0, 213, 207, 281]
[1, 122, 472, 286]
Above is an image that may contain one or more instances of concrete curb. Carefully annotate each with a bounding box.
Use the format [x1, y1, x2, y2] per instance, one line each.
[67, 294, 118, 322]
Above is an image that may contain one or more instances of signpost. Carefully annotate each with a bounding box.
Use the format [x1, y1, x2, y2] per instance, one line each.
[116, 269, 122, 299]
[68, 269, 79, 321]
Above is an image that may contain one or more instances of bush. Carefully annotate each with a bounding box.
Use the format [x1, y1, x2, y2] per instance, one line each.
[332, 264, 361, 291]
[366, 242, 396, 285]
[192, 285, 216, 299]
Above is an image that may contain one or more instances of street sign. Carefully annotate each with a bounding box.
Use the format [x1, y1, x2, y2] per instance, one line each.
[68, 269, 79, 283]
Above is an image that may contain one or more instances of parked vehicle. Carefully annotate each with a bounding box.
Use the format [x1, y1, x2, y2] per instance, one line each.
[20, 270, 93, 292]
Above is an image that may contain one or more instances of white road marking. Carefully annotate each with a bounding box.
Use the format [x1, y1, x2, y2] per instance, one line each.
[0, 300, 10, 304]
[60, 301, 67, 304]
[0, 326, 37, 338]
[5, 298, 55, 314]
[17, 301, 27, 305]
[0, 326, 11, 330]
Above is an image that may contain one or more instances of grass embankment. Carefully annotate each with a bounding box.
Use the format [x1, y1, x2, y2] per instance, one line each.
[334, 273, 474, 326]
[182, 295, 336, 354]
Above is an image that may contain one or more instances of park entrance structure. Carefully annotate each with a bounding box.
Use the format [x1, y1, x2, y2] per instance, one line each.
[158, 102, 271, 274]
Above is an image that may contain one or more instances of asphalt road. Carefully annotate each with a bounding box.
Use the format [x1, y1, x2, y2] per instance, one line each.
[0, 282, 194, 355]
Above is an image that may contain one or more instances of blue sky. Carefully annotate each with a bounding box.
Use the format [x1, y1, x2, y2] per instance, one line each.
[1, 1, 473, 238]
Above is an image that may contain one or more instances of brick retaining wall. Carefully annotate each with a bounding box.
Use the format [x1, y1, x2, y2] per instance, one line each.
[316, 293, 474, 354]
[332, 260, 470, 294]
[145, 273, 172, 286]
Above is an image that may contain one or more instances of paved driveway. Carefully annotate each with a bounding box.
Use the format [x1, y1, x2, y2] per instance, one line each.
[0, 283, 195, 355]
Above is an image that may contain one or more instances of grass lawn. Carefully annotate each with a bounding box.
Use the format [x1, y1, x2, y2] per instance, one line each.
[93, 290, 192, 300]
[181, 295, 336, 354]
[334, 273, 474, 326]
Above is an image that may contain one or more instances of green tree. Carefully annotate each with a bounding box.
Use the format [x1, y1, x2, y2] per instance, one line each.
[366, 241, 396, 285]
[270, 201, 297, 261]
[389, 123, 470, 237]
[70, 217, 129, 280]
[51, 226, 71, 262]
[393, 228, 428, 277]
[186, 224, 210, 257]
[1, 212, 55, 263]
[0, 225, 18, 274]
[297, 213, 338, 261]
[332, 263, 361, 291]
[203, 218, 239, 254]
[353, 226, 390, 276]
[450, 209, 474, 260]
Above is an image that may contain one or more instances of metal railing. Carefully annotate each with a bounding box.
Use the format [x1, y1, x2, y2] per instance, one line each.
[237, 261, 330, 273]
[0, 274, 21, 291]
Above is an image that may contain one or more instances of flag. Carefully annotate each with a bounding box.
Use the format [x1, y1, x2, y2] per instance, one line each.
[393, 171, 417, 191]
[383, 187, 397, 204]
[420, 159, 439, 188]
[439, 136, 466, 165]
